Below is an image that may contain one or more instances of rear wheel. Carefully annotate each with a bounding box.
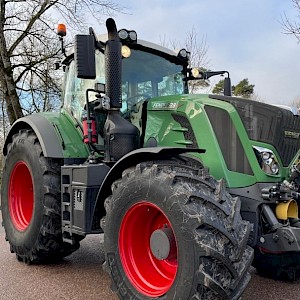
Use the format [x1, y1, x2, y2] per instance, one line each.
[103, 157, 253, 299]
[1, 129, 81, 263]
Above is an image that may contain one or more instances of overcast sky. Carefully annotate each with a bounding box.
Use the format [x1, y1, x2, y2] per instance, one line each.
[98, 0, 300, 105]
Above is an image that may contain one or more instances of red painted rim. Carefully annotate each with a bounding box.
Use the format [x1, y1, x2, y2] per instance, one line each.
[8, 161, 34, 231]
[119, 201, 178, 297]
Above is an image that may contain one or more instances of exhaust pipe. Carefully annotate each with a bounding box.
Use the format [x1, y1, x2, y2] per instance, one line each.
[103, 18, 140, 162]
[105, 18, 122, 109]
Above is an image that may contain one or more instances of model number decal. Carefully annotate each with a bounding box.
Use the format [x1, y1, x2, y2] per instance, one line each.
[152, 102, 178, 110]
[284, 130, 300, 139]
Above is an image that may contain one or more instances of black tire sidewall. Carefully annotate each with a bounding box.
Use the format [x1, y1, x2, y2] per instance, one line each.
[105, 173, 198, 299]
[1, 134, 45, 250]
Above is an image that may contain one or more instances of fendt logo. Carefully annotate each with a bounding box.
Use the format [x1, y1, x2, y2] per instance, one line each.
[284, 130, 300, 139]
[152, 102, 178, 110]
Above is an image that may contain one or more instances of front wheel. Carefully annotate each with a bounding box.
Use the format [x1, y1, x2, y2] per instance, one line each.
[103, 158, 253, 299]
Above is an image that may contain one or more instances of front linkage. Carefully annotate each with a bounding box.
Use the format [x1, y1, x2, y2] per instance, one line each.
[255, 164, 300, 279]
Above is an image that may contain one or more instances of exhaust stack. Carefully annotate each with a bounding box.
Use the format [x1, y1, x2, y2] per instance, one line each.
[105, 18, 122, 109]
[103, 18, 140, 162]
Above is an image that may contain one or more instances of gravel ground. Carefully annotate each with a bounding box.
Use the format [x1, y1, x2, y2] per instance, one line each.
[1, 212, 300, 300]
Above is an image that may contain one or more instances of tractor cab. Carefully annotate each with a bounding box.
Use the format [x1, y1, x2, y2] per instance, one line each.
[62, 34, 189, 128]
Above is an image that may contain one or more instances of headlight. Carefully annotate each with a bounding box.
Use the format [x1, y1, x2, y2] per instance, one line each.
[271, 163, 279, 174]
[191, 68, 200, 78]
[253, 146, 280, 175]
[262, 152, 271, 161]
[121, 45, 131, 58]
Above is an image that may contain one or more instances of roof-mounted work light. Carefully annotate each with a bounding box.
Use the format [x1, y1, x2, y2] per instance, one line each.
[118, 29, 137, 43]
[177, 48, 190, 61]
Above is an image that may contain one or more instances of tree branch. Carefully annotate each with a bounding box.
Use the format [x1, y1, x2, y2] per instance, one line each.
[8, 0, 59, 55]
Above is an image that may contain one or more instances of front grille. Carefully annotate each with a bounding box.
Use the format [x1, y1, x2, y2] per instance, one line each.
[209, 95, 300, 166]
[205, 105, 253, 175]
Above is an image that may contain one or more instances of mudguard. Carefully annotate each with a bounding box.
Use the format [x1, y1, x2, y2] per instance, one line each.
[94, 147, 206, 224]
[3, 112, 89, 159]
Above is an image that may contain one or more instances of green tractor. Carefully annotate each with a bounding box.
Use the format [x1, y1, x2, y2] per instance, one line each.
[2, 17, 300, 299]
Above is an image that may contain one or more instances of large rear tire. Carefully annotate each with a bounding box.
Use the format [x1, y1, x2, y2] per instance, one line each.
[1, 129, 81, 263]
[102, 157, 253, 299]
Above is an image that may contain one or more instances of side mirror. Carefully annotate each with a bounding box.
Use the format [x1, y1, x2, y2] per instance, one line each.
[75, 35, 96, 79]
[224, 77, 232, 96]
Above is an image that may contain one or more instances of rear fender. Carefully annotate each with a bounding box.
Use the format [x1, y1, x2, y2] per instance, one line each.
[3, 113, 89, 159]
[3, 115, 63, 157]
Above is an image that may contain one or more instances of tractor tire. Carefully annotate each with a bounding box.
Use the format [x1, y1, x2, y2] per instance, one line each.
[1, 129, 80, 263]
[102, 157, 253, 300]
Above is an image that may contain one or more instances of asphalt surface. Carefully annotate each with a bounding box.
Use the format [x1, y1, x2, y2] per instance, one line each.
[0, 212, 300, 300]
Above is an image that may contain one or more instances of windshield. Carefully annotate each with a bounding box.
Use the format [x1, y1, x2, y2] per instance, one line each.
[63, 47, 185, 120]
[121, 49, 185, 111]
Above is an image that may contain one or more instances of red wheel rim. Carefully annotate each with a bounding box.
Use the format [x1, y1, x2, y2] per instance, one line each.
[119, 201, 178, 297]
[8, 161, 34, 231]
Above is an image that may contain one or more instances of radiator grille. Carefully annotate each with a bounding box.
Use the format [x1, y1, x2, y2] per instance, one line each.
[205, 105, 253, 175]
[209, 95, 300, 166]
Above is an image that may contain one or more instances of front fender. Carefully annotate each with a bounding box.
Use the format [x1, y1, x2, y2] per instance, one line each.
[94, 147, 206, 224]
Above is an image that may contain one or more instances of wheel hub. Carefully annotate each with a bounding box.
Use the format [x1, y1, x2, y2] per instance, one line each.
[119, 201, 178, 297]
[150, 227, 176, 260]
[8, 161, 34, 231]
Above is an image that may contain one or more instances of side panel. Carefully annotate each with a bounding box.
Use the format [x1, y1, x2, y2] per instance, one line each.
[3, 111, 90, 159]
[144, 94, 286, 188]
[145, 95, 257, 188]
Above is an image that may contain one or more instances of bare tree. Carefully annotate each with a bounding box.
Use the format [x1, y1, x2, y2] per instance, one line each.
[290, 95, 300, 107]
[160, 28, 210, 93]
[0, 95, 9, 176]
[281, 0, 300, 42]
[0, 0, 122, 125]
[185, 28, 210, 93]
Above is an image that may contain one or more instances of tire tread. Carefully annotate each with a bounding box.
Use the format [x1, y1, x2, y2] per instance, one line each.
[103, 156, 253, 299]
[1, 130, 81, 263]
